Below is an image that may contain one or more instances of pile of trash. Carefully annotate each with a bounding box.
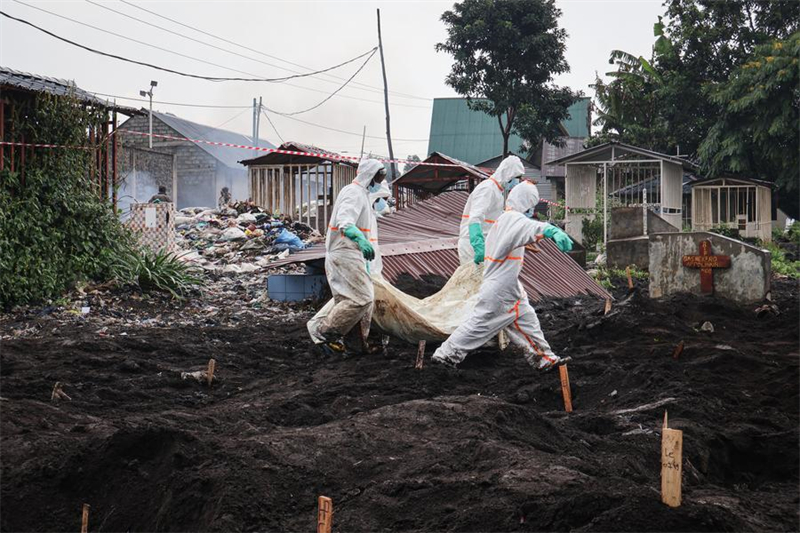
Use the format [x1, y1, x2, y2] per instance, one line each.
[174, 201, 323, 275]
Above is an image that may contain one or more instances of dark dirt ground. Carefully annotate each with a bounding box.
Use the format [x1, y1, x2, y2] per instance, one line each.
[1, 276, 798, 532]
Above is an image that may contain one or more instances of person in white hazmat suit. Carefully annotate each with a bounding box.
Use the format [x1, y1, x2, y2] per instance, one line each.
[306, 180, 391, 347]
[307, 158, 386, 351]
[459, 155, 526, 265]
[432, 180, 575, 370]
[367, 181, 392, 276]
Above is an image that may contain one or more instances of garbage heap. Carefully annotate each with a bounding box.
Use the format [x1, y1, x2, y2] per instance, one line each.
[174, 201, 323, 275]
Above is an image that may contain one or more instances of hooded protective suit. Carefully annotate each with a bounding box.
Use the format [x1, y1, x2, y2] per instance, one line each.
[458, 155, 525, 265]
[368, 181, 391, 277]
[433, 181, 569, 369]
[308, 158, 384, 343]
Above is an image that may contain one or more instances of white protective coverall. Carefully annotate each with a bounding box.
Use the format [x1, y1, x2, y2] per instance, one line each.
[307, 180, 390, 343]
[307, 159, 384, 342]
[458, 155, 526, 265]
[433, 181, 565, 369]
[368, 181, 391, 277]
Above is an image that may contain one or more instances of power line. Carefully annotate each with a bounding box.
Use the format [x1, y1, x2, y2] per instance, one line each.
[267, 112, 428, 142]
[5, 3, 430, 110]
[84, 0, 378, 87]
[262, 49, 377, 116]
[90, 91, 253, 109]
[119, 0, 432, 102]
[208, 107, 251, 132]
[92, 89, 428, 142]
[260, 108, 285, 145]
[5, 4, 376, 83]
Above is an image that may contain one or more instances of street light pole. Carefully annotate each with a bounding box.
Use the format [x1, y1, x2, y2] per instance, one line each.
[139, 80, 157, 149]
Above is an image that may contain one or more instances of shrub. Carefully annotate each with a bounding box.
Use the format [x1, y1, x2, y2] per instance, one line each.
[762, 241, 800, 279]
[582, 215, 603, 252]
[0, 94, 131, 308]
[111, 248, 204, 298]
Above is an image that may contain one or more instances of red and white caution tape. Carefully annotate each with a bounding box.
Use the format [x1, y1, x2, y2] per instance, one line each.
[0, 140, 95, 150]
[1, 132, 576, 209]
[115, 129, 466, 168]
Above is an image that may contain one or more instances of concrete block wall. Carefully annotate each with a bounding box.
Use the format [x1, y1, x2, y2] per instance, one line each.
[649, 232, 771, 303]
[119, 115, 220, 208]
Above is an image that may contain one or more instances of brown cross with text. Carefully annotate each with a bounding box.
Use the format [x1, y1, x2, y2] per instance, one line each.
[682, 240, 731, 294]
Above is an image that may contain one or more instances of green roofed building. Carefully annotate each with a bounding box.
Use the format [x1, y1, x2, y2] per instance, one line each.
[427, 97, 591, 166]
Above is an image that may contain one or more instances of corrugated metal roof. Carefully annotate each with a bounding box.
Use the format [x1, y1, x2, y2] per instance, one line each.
[240, 141, 355, 167]
[270, 191, 610, 302]
[427, 97, 591, 165]
[394, 152, 490, 194]
[0, 66, 139, 114]
[150, 110, 275, 169]
[547, 141, 698, 170]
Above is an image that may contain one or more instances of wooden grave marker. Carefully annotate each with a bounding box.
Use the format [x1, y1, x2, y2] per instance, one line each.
[207, 359, 216, 386]
[661, 411, 683, 507]
[682, 240, 731, 294]
[559, 364, 573, 413]
[81, 503, 90, 533]
[415, 341, 426, 370]
[317, 496, 333, 533]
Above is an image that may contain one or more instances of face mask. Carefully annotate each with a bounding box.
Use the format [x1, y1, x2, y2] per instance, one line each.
[373, 198, 387, 213]
[368, 182, 382, 193]
[505, 177, 521, 191]
[524, 207, 535, 219]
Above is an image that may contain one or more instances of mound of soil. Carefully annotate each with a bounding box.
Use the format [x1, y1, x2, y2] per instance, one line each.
[1, 280, 797, 532]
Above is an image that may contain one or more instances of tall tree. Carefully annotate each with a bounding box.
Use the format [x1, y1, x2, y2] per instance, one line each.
[699, 33, 799, 217]
[436, 0, 577, 156]
[591, 1, 798, 156]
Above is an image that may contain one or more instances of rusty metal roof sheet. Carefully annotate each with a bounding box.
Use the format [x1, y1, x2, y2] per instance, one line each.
[240, 141, 357, 167]
[0, 66, 140, 115]
[269, 191, 610, 301]
[394, 152, 490, 194]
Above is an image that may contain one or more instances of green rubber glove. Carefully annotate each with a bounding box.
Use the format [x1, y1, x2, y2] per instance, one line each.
[343, 225, 375, 261]
[468, 222, 485, 264]
[542, 224, 574, 253]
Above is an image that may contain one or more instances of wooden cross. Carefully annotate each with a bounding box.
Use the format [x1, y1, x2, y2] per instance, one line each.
[681, 240, 730, 294]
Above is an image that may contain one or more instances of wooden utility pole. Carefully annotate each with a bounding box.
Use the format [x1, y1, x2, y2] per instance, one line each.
[360, 125, 366, 159]
[376, 9, 397, 181]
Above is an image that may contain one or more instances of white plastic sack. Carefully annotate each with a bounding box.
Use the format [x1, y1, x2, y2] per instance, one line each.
[221, 227, 246, 241]
[237, 212, 257, 224]
[311, 263, 484, 343]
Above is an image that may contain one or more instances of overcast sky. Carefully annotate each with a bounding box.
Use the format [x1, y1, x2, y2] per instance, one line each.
[1, 0, 664, 159]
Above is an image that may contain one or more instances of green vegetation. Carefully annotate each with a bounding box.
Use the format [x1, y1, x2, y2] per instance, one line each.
[0, 93, 204, 308]
[582, 216, 603, 253]
[111, 248, 204, 298]
[0, 94, 131, 309]
[590, 1, 799, 218]
[591, 265, 649, 290]
[762, 241, 800, 279]
[709, 224, 740, 239]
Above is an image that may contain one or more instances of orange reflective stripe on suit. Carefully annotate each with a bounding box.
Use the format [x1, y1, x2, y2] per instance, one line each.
[507, 300, 554, 363]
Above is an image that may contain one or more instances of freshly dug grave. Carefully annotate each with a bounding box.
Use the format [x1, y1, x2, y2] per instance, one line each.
[1, 279, 797, 532]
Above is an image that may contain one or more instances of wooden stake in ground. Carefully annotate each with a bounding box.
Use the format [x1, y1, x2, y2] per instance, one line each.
[317, 496, 333, 533]
[661, 411, 683, 508]
[206, 359, 216, 387]
[672, 341, 685, 360]
[415, 340, 426, 370]
[81, 503, 90, 533]
[604, 298, 612, 315]
[558, 364, 573, 413]
[626, 266, 634, 290]
[51, 382, 71, 402]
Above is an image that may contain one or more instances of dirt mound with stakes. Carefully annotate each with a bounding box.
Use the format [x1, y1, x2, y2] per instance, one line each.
[1, 279, 798, 532]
